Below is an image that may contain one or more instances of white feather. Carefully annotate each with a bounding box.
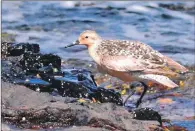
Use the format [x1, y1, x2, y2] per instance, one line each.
[138, 74, 178, 88]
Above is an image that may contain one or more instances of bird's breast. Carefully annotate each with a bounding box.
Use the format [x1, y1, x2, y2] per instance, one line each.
[88, 46, 101, 65]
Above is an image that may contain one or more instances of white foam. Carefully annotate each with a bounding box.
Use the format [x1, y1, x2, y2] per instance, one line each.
[59, 1, 77, 8]
[165, 9, 194, 24]
[5, 29, 48, 43]
[127, 5, 151, 13]
[121, 24, 147, 41]
[2, 1, 23, 10]
[2, 13, 23, 22]
[147, 2, 159, 8]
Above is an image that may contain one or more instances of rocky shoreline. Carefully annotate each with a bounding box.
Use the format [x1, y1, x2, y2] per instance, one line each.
[2, 81, 161, 131]
[1, 41, 163, 131]
[2, 33, 195, 130]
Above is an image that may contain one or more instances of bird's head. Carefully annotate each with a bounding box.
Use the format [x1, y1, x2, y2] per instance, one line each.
[65, 30, 102, 48]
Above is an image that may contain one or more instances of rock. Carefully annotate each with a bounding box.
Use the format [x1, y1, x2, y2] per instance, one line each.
[1, 42, 163, 130]
[8, 43, 40, 56]
[1, 42, 14, 59]
[1, 33, 16, 43]
[2, 81, 162, 130]
[132, 108, 162, 127]
[159, 3, 195, 11]
[1, 124, 111, 131]
[1, 42, 123, 105]
[1, 123, 12, 131]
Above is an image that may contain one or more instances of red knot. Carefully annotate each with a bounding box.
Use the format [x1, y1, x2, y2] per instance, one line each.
[65, 30, 189, 107]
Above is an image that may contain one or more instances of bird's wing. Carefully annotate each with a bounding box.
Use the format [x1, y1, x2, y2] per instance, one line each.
[163, 56, 188, 73]
[99, 40, 165, 71]
[100, 56, 146, 72]
[99, 40, 188, 76]
[100, 55, 179, 77]
[99, 40, 166, 65]
[99, 41, 177, 75]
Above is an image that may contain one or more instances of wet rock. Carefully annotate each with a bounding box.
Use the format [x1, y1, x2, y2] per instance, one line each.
[159, 3, 195, 11]
[132, 108, 162, 127]
[15, 78, 52, 92]
[39, 54, 61, 69]
[2, 42, 123, 105]
[1, 124, 111, 131]
[1, 42, 164, 130]
[20, 53, 42, 74]
[20, 53, 61, 74]
[1, 42, 14, 59]
[1, 59, 26, 82]
[8, 43, 40, 56]
[64, 58, 97, 73]
[165, 125, 187, 131]
[2, 81, 161, 130]
[1, 33, 16, 43]
[38, 64, 61, 75]
[89, 87, 123, 106]
[51, 76, 93, 98]
[1, 42, 39, 58]
[87, 117, 126, 131]
[179, 73, 195, 98]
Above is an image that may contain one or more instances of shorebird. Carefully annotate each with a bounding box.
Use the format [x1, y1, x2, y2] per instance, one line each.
[64, 30, 188, 107]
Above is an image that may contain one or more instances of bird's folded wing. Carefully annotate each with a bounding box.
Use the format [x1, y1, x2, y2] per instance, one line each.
[100, 56, 146, 72]
[163, 56, 188, 73]
[100, 55, 183, 77]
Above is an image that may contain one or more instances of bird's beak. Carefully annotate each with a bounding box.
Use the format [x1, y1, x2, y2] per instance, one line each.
[64, 40, 80, 48]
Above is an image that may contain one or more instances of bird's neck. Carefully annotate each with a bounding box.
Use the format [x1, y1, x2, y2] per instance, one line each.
[88, 42, 101, 64]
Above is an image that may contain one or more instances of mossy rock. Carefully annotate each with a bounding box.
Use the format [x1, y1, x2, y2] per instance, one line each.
[2, 32, 16, 42]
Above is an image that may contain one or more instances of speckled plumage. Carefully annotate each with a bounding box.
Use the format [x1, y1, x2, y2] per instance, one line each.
[96, 40, 166, 66]
[71, 30, 188, 88]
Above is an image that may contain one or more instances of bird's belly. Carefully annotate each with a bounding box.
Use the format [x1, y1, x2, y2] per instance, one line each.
[109, 70, 135, 82]
[97, 65, 136, 82]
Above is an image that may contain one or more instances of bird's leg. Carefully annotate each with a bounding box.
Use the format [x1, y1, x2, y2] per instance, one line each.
[123, 89, 136, 106]
[123, 81, 148, 108]
[136, 82, 148, 108]
[123, 82, 139, 106]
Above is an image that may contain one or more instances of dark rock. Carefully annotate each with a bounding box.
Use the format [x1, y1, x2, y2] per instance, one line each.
[2, 33, 16, 43]
[1, 42, 163, 130]
[88, 117, 126, 131]
[39, 54, 61, 69]
[19, 53, 43, 74]
[2, 81, 161, 130]
[89, 87, 123, 106]
[1, 59, 26, 82]
[1, 42, 123, 105]
[159, 3, 195, 11]
[20, 53, 61, 74]
[51, 76, 93, 98]
[132, 108, 162, 127]
[1, 42, 14, 59]
[14, 78, 52, 92]
[8, 43, 40, 56]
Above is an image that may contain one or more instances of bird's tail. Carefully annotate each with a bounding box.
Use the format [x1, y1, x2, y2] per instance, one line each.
[164, 56, 189, 73]
[139, 74, 178, 88]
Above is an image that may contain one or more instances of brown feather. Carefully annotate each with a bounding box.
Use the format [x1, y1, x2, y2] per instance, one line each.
[144, 68, 178, 78]
[164, 56, 189, 73]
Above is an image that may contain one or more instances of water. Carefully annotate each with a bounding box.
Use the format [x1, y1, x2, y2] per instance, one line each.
[2, 1, 195, 65]
[2, 1, 195, 130]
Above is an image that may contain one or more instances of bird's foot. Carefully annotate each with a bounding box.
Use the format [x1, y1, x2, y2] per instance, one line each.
[136, 99, 142, 108]
[130, 81, 143, 89]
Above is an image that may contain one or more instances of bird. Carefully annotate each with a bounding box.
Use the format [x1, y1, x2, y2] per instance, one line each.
[64, 30, 189, 107]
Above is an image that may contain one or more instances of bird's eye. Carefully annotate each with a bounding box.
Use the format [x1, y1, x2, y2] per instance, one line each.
[85, 36, 88, 38]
